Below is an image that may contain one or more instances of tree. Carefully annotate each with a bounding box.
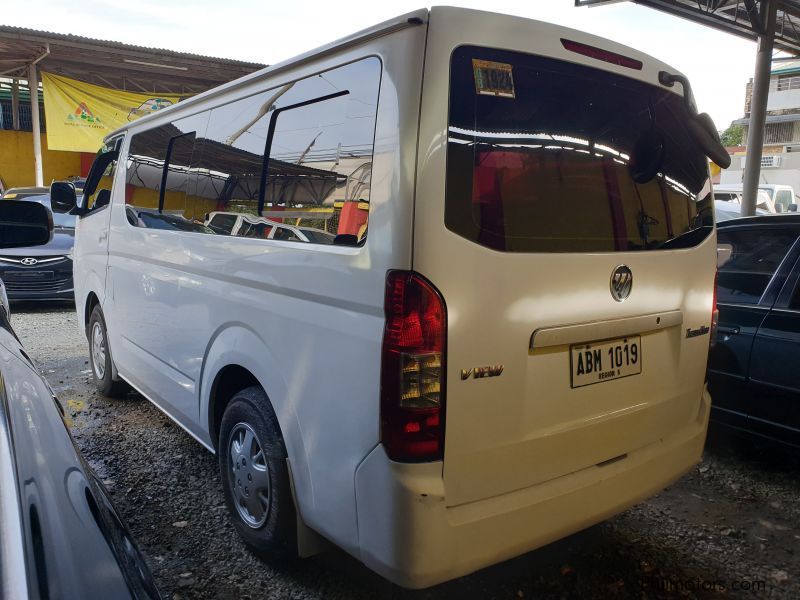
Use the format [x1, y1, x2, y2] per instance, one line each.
[719, 124, 744, 147]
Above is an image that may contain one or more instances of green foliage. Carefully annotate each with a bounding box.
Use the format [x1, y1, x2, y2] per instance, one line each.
[719, 124, 744, 147]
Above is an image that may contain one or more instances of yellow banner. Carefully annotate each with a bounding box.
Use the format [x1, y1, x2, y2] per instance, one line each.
[42, 73, 185, 152]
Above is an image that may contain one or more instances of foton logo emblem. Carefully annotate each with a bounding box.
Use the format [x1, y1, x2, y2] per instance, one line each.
[461, 365, 504, 380]
[610, 265, 633, 302]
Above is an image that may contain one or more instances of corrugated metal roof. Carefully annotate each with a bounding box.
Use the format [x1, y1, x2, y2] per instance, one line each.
[0, 25, 263, 67]
[0, 25, 266, 94]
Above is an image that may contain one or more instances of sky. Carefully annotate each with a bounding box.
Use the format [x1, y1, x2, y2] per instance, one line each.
[3, 0, 762, 130]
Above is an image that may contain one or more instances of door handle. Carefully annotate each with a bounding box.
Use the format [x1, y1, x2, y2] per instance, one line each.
[98, 232, 108, 242]
[717, 325, 740, 336]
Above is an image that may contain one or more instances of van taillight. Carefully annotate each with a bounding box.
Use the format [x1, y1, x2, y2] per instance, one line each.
[710, 271, 719, 347]
[381, 271, 446, 462]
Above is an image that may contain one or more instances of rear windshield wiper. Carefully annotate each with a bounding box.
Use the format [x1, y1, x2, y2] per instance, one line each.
[653, 225, 713, 251]
[658, 71, 730, 170]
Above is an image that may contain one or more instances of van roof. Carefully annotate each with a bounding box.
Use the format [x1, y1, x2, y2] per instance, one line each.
[105, 7, 688, 142]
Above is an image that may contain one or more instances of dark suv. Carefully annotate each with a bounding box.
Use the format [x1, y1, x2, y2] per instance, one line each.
[0, 194, 75, 301]
[708, 214, 800, 448]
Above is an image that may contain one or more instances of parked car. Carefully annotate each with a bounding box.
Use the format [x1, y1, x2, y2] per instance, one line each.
[713, 188, 777, 213]
[714, 199, 770, 222]
[708, 214, 800, 448]
[0, 193, 76, 301]
[0, 199, 159, 599]
[1, 185, 49, 200]
[125, 205, 216, 234]
[53, 7, 729, 589]
[205, 211, 335, 243]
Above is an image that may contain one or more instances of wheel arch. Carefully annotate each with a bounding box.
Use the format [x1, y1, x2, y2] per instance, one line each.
[84, 291, 101, 338]
[199, 324, 312, 514]
[208, 364, 262, 451]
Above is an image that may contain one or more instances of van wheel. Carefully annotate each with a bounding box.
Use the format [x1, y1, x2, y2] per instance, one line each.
[219, 386, 298, 560]
[88, 306, 128, 398]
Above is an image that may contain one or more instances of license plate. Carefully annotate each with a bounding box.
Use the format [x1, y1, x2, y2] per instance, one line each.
[570, 336, 641, 388]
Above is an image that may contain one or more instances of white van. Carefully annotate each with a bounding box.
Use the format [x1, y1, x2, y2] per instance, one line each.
[52, 7, 726, 588]
[714, 183, 797, 213]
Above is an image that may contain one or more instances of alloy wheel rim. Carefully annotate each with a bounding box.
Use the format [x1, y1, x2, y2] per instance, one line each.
[228, 422, 270, 528]
[91, 322, 106, 380]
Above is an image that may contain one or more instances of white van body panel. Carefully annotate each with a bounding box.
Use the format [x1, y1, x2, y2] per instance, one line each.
[94, 17, 427, 555]
[73, 6, 716, 588]
[73, 172, 119, 334]
[410, 7, 714, 507]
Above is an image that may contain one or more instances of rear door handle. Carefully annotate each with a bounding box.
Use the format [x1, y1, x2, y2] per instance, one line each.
[718, 326, 740, 335]
[99, 232, 107, 242]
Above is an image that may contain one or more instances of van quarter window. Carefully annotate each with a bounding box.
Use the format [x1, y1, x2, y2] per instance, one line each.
[446, 46, 713, 253]
[123, 57, 381, 245]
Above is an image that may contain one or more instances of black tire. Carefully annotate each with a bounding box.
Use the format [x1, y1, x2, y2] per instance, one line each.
[87, 306, 129, 398]
[218, 386, 298, 560]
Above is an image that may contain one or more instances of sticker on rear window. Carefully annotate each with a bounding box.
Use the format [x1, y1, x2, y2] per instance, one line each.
[472, 59, 515, 98]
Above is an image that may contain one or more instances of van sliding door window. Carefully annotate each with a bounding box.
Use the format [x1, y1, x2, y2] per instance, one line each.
[125, 113, 212, 232]
[177, 57, 380, 244]
[446, 46, 713, 253]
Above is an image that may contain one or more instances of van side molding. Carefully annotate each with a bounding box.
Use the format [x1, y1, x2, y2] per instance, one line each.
[530, 310, 683, 350]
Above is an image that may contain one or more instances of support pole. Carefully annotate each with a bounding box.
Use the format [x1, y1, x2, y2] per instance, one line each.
[742, 0, 778, 216]
[28, 63, 43, 187]
[10, 79, 19, 131]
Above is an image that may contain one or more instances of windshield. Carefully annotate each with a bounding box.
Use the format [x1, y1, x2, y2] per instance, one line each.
[446, 46, 713, 252]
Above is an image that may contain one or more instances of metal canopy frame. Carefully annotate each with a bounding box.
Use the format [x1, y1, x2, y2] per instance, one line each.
[0, 25, 265, 187]
[0, 26, 265, 93]
[577, 1, 800, 52]
[576, 0, 798, 216]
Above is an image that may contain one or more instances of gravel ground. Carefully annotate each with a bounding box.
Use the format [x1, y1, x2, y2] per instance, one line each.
[11, 303, 800, 600]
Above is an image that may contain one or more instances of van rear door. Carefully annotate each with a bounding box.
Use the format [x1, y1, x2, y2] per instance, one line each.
[413, 19, 716, 508]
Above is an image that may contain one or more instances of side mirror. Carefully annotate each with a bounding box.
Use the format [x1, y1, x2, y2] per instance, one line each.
[50, 181, 78, 214]
[790, 203, 798, 213]
[0, 200, 54, 248]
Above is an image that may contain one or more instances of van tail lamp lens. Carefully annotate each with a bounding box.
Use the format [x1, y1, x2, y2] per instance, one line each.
[710, 271, 719, 348]
[560, 38, 643, 71]
[381, 271, 446, 462]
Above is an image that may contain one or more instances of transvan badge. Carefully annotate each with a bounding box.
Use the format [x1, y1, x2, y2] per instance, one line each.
[610, 265, 633, 302]
[461, 365, 504, 380]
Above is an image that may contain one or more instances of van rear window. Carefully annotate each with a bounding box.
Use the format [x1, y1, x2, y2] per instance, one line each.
[446, 46, 713, 253]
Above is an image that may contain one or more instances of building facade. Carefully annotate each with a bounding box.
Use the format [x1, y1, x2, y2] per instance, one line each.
[722, 59, 800, 195]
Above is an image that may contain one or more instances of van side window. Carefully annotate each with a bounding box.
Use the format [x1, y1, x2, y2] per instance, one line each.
[716, 228, 798, 305]
[262, 58, 381, 245]
[180, 93, 268, 234]
[134, 57, 381, 244]
[85, 139, 121, 211]
[125, 113, 211, 233]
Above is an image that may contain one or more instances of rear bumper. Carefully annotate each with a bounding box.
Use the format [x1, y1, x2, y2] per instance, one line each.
[354, 388, 710, 589]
